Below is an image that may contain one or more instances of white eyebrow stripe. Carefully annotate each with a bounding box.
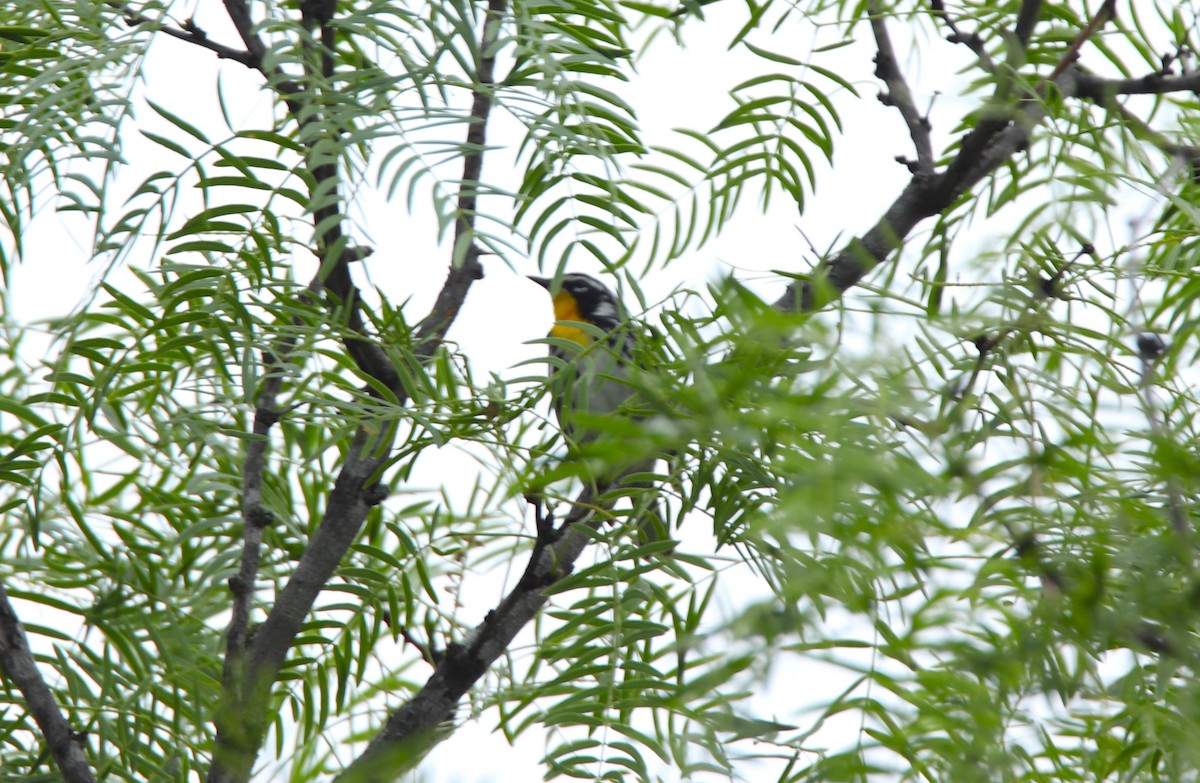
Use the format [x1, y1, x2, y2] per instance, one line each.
[590, 300, 617, 319]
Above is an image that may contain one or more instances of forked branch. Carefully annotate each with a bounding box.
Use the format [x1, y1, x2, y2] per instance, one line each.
[209, 1, 509, 781]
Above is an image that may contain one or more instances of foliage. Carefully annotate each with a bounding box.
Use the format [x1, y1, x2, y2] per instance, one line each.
[2, 0, 1200, 781]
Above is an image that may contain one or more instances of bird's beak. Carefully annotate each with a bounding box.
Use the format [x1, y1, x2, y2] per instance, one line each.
[527, 275, 552, 291]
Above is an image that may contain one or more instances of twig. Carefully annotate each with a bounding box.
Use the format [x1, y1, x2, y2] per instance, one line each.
[929, 0, 998, 74]
[109, 2, 258, 66]
[397, 627, 441, 666]
[519, 497, 561, 588]
[939, 245, 1090, 428]
[1048, 0, 1116, 80]
[0, 581, 96, 783]
[868, 1, 934, 173]
[112, 0, 302, 108]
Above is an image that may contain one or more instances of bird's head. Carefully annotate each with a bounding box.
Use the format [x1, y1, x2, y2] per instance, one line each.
[529, 273, 622, 344]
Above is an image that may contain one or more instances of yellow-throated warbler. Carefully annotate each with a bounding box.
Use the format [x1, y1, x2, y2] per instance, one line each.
[529, 273, 667, 544]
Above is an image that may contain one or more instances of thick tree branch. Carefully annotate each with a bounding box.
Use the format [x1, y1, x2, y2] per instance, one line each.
[208, 0, 393, 777]
[210, 430, 391, 783]
[299, 0, 338, 80]
[246, 432, 390, 690]
[772, 110, 1036, 313]
[869, 1, 934, 173]
[0, 582, 96, 783]
[112, 4, 387, 780]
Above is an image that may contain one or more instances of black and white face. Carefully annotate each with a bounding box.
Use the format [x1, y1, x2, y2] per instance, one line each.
[559, 273, 620, 327]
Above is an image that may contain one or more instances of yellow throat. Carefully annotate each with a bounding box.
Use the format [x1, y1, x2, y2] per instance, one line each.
[550, 291, 594, 346]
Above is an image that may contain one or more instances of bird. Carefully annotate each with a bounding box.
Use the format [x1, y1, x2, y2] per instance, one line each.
[528, 272, 668, 544]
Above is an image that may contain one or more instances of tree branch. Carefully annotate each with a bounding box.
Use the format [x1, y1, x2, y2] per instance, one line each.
[221, 0, 268, 65]
[207, 0, 397, 776]
[221, 275, 326, 693]
[1012, 0, 1041, 49]
[0, 581, 96, 783]
[299, 0, 338, 80]
[210, 429, 391, 783]
[772, 105, 1033, 313]
[869, 1, 934, 174]
[1048, 0, 1116, 80]
[1075, 69, 1200, 98]
[246, 432, 390, 691]
[209, 2, 508, 779]
[774, 0, 1128, 314]
[217, 0, 303, 109]
[109, 2, 258, 66]
[412, 0, 508, 358]
[289, 0, 512, 754]
[1074, 74, 1200, 165]
[996, 0, 1041, 97]
[112, 0, 302, 107]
